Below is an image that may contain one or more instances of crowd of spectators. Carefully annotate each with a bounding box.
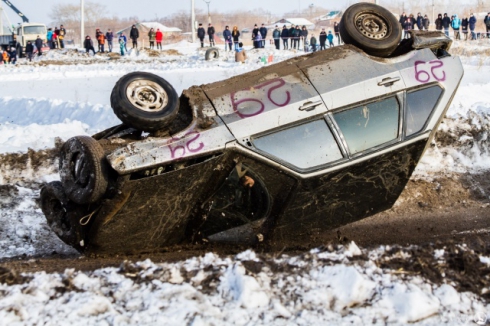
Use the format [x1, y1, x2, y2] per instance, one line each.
[399, 12, 490, 40]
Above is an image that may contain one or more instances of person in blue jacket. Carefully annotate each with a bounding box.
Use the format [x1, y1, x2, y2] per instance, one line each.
[451, 15, 461, 40]
[259, 23, 267, 48]
[223, 26, 232, 51]
[327, 30, 334, 48]
[47, 28, 54, 49]
[8, 47, 17, 64]
[118, 33, 127, 53]
[272, 26, 281, 50]
[416, 13, 424, 30]
[442, 13, 451, 36]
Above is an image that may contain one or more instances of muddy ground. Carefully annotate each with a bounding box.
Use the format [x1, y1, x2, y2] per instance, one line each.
[0, 144, 489, 302]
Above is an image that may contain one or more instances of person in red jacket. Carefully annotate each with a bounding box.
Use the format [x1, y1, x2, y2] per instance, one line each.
[155, 28, 163, 50]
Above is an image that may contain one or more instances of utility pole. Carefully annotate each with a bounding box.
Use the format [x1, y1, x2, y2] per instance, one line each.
[80, 0, 84, 47]
[191, 0, 196, 43]
[203, 0, 211, 24]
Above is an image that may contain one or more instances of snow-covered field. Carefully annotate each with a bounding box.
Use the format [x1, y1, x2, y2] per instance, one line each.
[0, 40, 490, 325]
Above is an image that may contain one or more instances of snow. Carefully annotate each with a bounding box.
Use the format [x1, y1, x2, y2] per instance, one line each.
[1, 40, 490, 324]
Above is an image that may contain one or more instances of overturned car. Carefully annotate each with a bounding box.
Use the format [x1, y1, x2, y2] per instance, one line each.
[41, 4, 464, 254]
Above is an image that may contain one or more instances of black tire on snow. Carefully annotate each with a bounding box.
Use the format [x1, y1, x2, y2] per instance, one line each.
[205, 47, 220, 61]
[40, 181, 84, 249]
[110, 72, 179, 132]
[59, 136, 109, 204]
[339, 3, 402, 57]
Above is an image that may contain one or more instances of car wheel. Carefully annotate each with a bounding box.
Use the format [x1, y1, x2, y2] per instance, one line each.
[110, 72, 179, 132]
[59, 136, 109, 204]
[339, 3, 401, 57]
[40, 181, 80, 247]
[205, 47, 220, 60]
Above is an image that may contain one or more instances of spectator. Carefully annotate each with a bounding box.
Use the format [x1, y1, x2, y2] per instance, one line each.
[281, 25, 289, 50]
[259, 23, 267, 48]
[84, 35, 96, 55]
[435, 14, 443, 31]
[156, 28, 163, 50]
[272, 25, 281, 50]
[301, 26, 308, 51]
[403, 17, 413, 39]
[327, 30, 334, 48]
[235, 42, 247, 63]
[399, 12, 407, 27]
[409, 14, 416, 27]
[97, 31, 105, 52]
[35, 35, 43, 56]
[252, 24, 259, 48]
[255, 32, 262, 49]
[423, 15, 430, 30]
[119, 32, 128, 52]
[469, 13, 477, 40]
[95, 28, 100, 40]
[451, 15, 461, 40]
[288, 25, 295, 49]
[47, 28, 54, 49]
[59, 25, 66, 48]
[207, 23, 215, 47]
[25, 41, 34, 62]
[9, 47, 17, 64]
[293, 25, 301, 49]
[232, 26, 240, 50]
[461, 16, 469, 40]
[52, 32, 59, 49]
[319, 28, 327, 50]
[416, 13, 424, 30]
[130, 25, 139, 49]
[442, 13, 451, 36]
[148, 28, 156, 49]
[223, 26, 232, 51]
[119, 37, 125, 56]
[334, 22, 341, 45]
[310, 34, 317, 52]
[197, 23, 205, 47]
[106, 29, 114, 52]
[484, 13, 490, 38]
[2, 50, 8, 64]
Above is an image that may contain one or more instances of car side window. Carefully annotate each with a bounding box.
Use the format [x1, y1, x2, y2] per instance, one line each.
[333, 97, 399, 155]
[406, 86, 443, 136]
[251, 119, 343, 170]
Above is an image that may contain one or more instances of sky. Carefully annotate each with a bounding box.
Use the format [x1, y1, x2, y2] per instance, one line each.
[5, 0, 352, 25]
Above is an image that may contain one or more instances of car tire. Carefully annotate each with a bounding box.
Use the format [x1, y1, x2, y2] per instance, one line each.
[110, 72, 179, 131]
[59, 136, 109, 204]
[40, 181, 80, 247]
[339, 3, 401, 57]
[205, 47, 220, 60]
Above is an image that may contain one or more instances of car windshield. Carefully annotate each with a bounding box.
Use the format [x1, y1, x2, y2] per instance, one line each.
[23, 26, 46, 35]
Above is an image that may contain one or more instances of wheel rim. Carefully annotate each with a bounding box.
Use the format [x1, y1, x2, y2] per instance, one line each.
[71, 152, 89, 187]
[126, 80, 169, 112]
[355, 13, 389, 40]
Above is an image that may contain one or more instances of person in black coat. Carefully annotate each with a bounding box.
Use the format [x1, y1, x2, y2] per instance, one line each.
[461, 17, 469, 40]
[333, 22, 341, 45]
[252, 24, 259, 48]
[207, 23, 215, 46]
[288, 25, 295, 49]
[259, 23, 267, 47]
[35, 35, 43, 56]
[319, 28, 327, 50]
[435, 14, 443, 31]
[25, 41, 34, 61]
[129, 25, 139, 49]
[442, 13, 451, 36]
[84, 35, 96, 55]
[197, 23, 206, 47]
[423, 15, 430, 30]
[399, 12, 407, 26]
[281, 25, 289, 50]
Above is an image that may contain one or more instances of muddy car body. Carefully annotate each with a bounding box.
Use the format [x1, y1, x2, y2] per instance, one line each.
[41, 21, 463, 254]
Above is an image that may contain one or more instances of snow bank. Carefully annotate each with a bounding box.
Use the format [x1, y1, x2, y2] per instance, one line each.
[0, 248, 488, 325]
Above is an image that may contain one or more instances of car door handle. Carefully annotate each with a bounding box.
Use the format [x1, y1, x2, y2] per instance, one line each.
[299, 100, 323, 111]
[378, 77, 401, 87]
